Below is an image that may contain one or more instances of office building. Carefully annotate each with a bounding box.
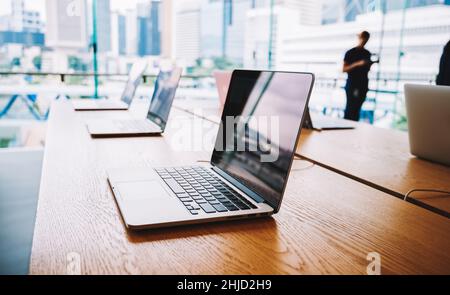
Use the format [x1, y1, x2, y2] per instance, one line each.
[45, 0, 89, 49]
[125, 9, 138, 55]
[118, 14, 127, 56]
[149, 1, 161, 55]
[278, 4, 450, 81]
[137, 0, 161, 56]
[160, 0, 174, 58]
[223, 0, 322, 65]
[279, 0, 323, 25]
[138, 16, 148, 56]
[12, 0, 43, 33]
[0, 0, 44, 33]
[323, 0, 450, 24]
[200, 0, 224, 58]
[10, 0, 26, 31]
[175, 0, 202, 66]
[96, 0, 112, 53]
[293, 0, 322, 25]
[222, 0, 253, 64]
[322, 0, 345, 24]
[110, 11, 127, 56]
[21, 10, 43, 33]
[45, 0, 89, 72]
[0, 1, 44, 73]
[178, 0, 324, 65]
[250, 0, 322, 25]
[243, 0, 323, 68]
[0, 31, 45, 47]
[0, 0, 44, 48]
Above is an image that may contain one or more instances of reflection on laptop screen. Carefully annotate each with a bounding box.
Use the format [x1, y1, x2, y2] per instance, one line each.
[146, 67, 183, 130]
[211, 71, 313, 210]
[120, 62, 147, 105]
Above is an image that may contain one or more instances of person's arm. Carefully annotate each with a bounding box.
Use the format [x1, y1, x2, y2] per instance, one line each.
[343, 60, 367, 73]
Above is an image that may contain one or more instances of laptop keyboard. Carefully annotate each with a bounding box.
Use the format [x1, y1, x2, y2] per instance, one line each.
[155, 166, 258, 215]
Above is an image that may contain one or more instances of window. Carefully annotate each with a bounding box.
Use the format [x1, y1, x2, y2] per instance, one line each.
[0, 0, 449, 131]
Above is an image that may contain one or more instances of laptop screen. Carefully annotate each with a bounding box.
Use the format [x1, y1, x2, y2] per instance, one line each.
[120, 62, 147, 105]
[146, 67, 182, 131]
[211, 70, 314, 211]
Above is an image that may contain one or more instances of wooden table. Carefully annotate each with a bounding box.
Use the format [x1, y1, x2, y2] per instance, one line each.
[173, 99, 450, 218]
[30, 100, 450, 274]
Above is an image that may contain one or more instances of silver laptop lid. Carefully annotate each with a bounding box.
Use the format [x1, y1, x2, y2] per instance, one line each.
[146, 67, 183, 131]
[211, 70, 315, 212]
[120, 61, 148, 105]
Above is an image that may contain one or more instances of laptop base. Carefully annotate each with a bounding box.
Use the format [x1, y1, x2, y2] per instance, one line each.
[107, 166, 274, 230]
[304, 109, 355, 131]
[72, 99, 129, 111]
[87, 119, 164, 138]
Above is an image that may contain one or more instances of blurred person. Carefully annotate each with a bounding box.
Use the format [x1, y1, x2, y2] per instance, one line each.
[436, 40, 450, 86]
[342, 31, 376, 121]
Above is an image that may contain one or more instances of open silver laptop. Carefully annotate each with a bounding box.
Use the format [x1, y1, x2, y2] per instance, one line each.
[107, 70, 315, 230]
[87, 67, 182, 138]
[303, 108, 355, 131]
[404, 84, 450, 167]
[72, 61, 147, 111]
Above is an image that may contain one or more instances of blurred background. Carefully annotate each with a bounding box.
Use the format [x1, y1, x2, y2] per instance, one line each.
[0, 0, 449, 140]
[0, 0, 449, 274]
[0, 0, 450, 138]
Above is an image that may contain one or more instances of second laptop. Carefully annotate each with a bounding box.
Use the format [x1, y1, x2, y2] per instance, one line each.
[86, 67, 182, 138]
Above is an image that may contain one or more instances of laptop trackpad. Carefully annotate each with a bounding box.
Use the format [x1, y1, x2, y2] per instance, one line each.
[115, 180, 188, 225]
[116, 180, 170, 201]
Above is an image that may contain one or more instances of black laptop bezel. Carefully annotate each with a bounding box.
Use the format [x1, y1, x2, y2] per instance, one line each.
[210, 69, 315, 213]
[146, 68, 183, 132]
[120, 62, 148, 105]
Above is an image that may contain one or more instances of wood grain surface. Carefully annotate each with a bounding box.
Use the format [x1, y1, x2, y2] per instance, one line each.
[297, 122, 450, 217]
[29, 100, 450, 274]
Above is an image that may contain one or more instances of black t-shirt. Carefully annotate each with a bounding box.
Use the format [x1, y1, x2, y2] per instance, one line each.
[437, 41, 450, 86]
[344, 47, 372, 88]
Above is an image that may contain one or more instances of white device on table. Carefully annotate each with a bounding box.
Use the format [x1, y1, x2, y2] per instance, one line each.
[404, 84, 450, 167]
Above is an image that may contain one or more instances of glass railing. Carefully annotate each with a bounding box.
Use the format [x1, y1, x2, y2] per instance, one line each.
[0, 71, 437, 131]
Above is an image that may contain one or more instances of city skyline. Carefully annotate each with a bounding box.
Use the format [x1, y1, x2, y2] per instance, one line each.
[0, 0, 448, 77]
[0, 0, 157, 20]
[0, 0, 449, 130]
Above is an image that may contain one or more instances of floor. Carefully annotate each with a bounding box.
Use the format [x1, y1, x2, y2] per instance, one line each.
[0, 147, 43, 274]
